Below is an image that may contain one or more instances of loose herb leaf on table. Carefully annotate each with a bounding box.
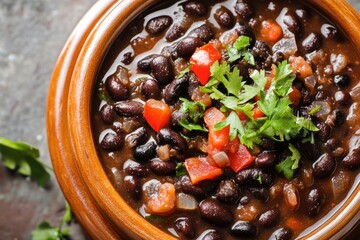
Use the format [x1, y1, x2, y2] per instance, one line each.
[0, 137, 50, 187]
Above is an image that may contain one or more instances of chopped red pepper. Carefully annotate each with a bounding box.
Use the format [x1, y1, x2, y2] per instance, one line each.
[204, 107, 229, 150]
[143, 99, 171, 132]
[288, 86, 302, 106]
[190, 43, 221, 85]
[228, 143, 253, 172]
[185, 157, 223, 184]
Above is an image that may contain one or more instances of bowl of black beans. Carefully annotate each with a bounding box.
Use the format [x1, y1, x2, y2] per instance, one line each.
[47, 0, 360, 239]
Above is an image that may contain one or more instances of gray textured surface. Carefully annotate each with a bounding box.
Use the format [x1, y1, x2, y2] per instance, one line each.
[0, 0, 359, 239]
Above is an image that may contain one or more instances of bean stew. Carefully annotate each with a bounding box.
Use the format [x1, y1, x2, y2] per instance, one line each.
[91, 0, 360, 239]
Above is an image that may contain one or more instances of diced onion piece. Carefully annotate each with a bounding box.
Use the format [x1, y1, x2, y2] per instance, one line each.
[331, 53, 348, 74]
[272, 36, 297, 58]
[158, 144, 171, 161]
[212, 151, 230, 168]
[176, 193, 198, 210]
[350, 86, 360, 101]
[283, 183, 300, 210]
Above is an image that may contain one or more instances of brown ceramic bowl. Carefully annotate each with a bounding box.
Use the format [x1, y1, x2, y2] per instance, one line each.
[47, 0, 360, 239]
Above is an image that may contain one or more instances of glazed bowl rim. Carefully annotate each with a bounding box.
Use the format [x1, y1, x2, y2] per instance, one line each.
[48, 0, 360, 239]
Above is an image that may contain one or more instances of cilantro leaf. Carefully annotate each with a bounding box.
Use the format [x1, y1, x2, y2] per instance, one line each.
[275, 144, 301, 180]
[31, 221, 70, 240]
[214, 111, 244, 141]
[179, 98, 206, 123]
[0, 137, 50, 187]
[226, 36, 255, 65]
[63, 202, 73, 224]
[178, 64, 191, 78]
[309, 105, 322, 115]
[176, 163, 187, 177]
[271, 60, 296, 97]
[179, 118, 208, 132]
[239, 70, 268, 104]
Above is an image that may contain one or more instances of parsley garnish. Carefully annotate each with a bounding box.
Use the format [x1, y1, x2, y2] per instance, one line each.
[309, 105, 322, 115]
[275, 144, 301, 180]
[176, 163, 188, 177]
[0, 137, 50, 187]
[226, 36, 255, 65]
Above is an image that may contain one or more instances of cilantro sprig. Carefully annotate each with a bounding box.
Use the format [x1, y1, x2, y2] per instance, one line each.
[226, 36, 255, 65]
[275, 144, 301, 180]
[0, 137, 50, 187]
[179, 98, 208, 132]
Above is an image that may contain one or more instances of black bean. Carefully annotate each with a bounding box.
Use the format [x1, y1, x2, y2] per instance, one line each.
[125, 127, 149, 148]
[174, 217, 195, 238]
[316, 122, 331, 142]
[260, 138, 276, 150]
[239, 195, 251, 205]
[187, 72, 200, 97]
[157, 128, 188, 153]
[121, 52, 133, 65]
[312, 153, 335, 178]
[235, 0, 254, 20]
[283, 11, 302, 35]
[230, 221, 257, 238]
[141, 78, 161, 100]
[171, 110, 188, 130]
[269, 228, 292, 240]
[124, 163, 150, 178]
[176, 37, 203, 58]
[123, 175, 141, 200]
[321, 24, 340, 40]
[342, 149, 360, 169]
[333, 109, 345, 126]
[315, 89, 331, 100]
[325, 137, 339, 151]
[100, 104, 115, 124]
[166, 24, 186, 42]
[164, 75, 189, 105]
[272, 51, 285, 65]
[137, 54, 159, 72]
[251, 41, 271, 62]
[183, 1, 207, 17]
[236, 168, 272, 187]
[145, 16, 173, 35]
[334, 91, 351, 106]
[306, 188, 325, 217]
[248, 187, 269, 202]
[199, 231, 222, 240]
[302, 33, 322, 53]
[215, 180, 240, 204]
[255, 151, 278, 168]
[134, 141, 157, 161]
[188, 24, 213, 43]
[334, 74, 351, 88]
[105, 75, 129, 101]
[114, 101, 144, 117]
[150, 55, 174, 85]
[234, 25, 255, 46]
[181, 175, 206, 199]
[214, 7, 235, 28]
[258, 208, 280, 227]
[100, 131, 124, 151]
[198, 199, 233, 226]
[149, 158, 176, 175]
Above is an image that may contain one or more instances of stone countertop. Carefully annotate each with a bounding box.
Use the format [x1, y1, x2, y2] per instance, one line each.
[0, 0, 359, 239]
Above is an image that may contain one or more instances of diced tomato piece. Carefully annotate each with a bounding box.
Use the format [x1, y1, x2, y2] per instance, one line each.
[228, 144, 253, 172]
[260, 20, 283, 44]
[253, 106, 265, 119]
[190, 43, 221, 85]
[288, 86, 302, 106]
[289, 56, 313, 79]
[185, 157, 223, 184]
[146, 183, 176, 216]
[286, 217, 303, 231]
[143, 99, 171, 132]
[204, 107, 229, 149]
[236, 111, 248, 121]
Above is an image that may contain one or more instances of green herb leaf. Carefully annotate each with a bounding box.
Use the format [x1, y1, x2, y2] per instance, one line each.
[145, 215, 165, 223]
[178, 64, 191, 78]
[214, 111, 244, 141]
[275, 144, 301, 180]
[271, 60, 296, 97]
[176, 163, 187, 177]
[0, 137, 50, 187]
[179, 118, 208, 132]
[226, 36, 254, 65]
[63, 202, 72, 224]
[257, 176, 263, 185]
[31, 221, 70, 240]
[239, 70, 268, 104]
[179, 98, 206, 123]
[309, 105, 322, 115]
